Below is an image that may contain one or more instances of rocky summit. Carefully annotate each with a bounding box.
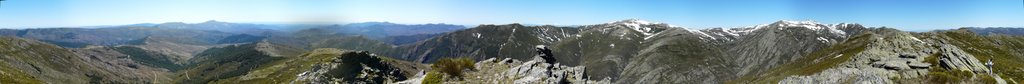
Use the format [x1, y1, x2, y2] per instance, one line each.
[0, 19, 1023, 84]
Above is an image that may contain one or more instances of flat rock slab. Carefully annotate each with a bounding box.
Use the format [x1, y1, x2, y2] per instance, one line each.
[908, 63, 931, 69]
[881, 60, 910, 70]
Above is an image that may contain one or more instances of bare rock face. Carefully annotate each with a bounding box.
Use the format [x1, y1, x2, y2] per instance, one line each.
[936, 44, 990, 72]
[488, 45, 608, 84]
[781, 29, 934, 83]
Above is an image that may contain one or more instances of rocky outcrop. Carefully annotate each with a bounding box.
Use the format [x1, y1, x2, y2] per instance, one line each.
[780, 68, 892, 83]
[778, 28, 1017, 83]
[936, 44, 990, 72]
[406, 57, 610, 84]
[397, 45, 610, 84]
[780, 29, 933, 83]
[292, 50, 409, 83]
[536, 45, 557, 64]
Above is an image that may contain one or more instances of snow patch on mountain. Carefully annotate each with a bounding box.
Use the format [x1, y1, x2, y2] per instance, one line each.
[775, 20, 848, 36]
[607, 19, 716, 40]
[816, 37, 830, 43]
[609, 19, 658, 36]
[691, 30, 715, 40]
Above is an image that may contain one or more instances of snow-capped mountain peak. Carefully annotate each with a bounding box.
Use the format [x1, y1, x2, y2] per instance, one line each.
[612, 19, 654, 24]
[604, 19, 712, 40]
[608, 19, 660, 36]
[772, 20, 826, 30]
[770, 20, 848, 36]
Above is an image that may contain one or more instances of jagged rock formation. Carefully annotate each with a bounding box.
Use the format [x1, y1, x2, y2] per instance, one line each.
[935, 44, 990, 72]
[536, 45, 557, 64]
[466, 57, 609, 84]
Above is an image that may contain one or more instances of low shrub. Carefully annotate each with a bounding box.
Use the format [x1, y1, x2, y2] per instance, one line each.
[431, 57, 476, 79]
[422, 72, 443, 84]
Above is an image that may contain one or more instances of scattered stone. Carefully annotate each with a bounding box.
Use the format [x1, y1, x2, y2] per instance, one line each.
[898, 53, 917, 58]
[869, 57, 883, 62]
[908, 63, 930, 69]
[881, 60, 910, 70]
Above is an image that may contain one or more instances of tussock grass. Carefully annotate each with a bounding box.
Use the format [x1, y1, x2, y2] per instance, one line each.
[431, 57, 476, 80]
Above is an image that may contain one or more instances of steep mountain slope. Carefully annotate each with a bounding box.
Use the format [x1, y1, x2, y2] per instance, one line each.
[615, 28, 730, 83]
[614, 20, 868, 83]
[722, 21, 866, 78]
[549, 19, 675, 81]
[0, 36, 171, 84]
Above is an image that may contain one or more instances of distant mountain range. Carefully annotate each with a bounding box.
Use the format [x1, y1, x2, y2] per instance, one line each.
[0, 19, 1022, 83]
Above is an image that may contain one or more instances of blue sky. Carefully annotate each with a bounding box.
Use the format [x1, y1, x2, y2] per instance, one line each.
[0, 0, 1022, 31]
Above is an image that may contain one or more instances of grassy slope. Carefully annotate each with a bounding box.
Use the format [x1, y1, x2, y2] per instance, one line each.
[0, 62, 44, 84]
[208, 48, 346, 83]
[729, 31, 875, 83]
[0, 36, 174, 83]
[0, 36, 93, 83]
